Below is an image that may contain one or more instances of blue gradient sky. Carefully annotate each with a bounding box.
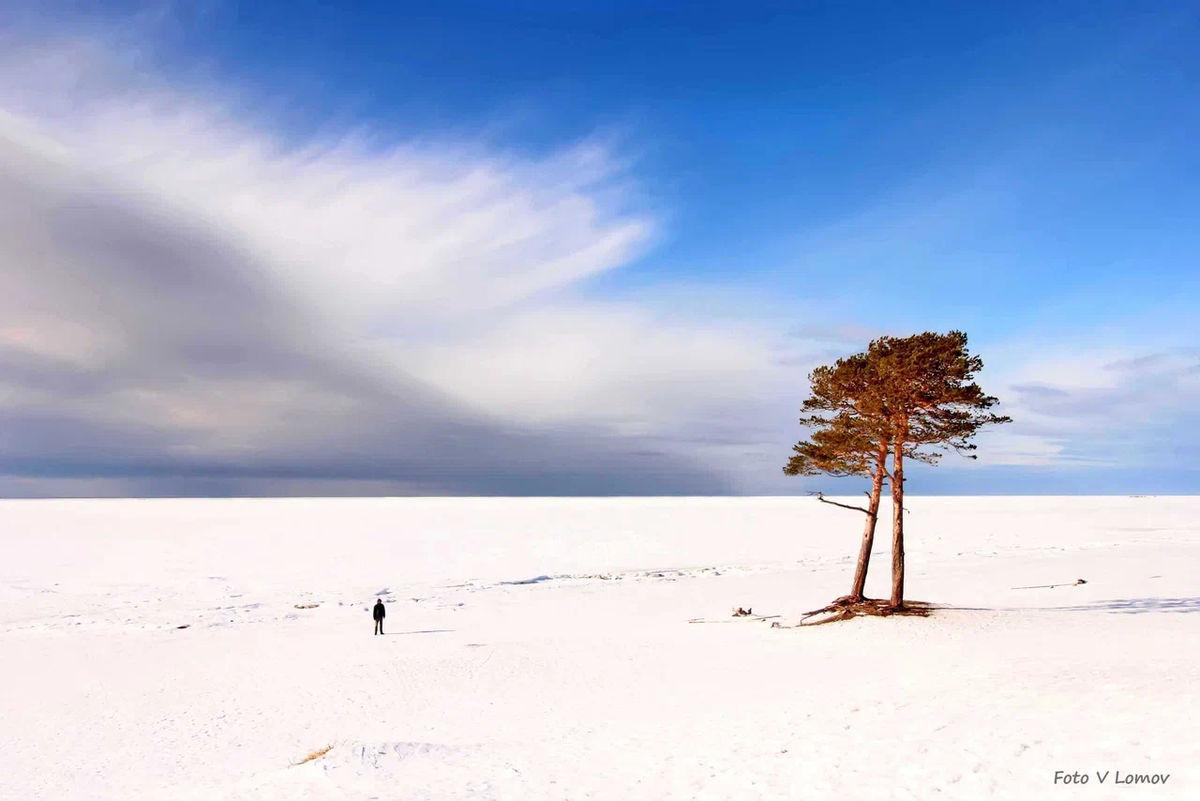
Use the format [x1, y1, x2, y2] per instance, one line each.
[0, 1, 1197, 495]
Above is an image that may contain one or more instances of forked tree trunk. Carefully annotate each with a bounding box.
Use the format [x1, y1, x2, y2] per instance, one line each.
[890, 439, 906, 609]
[848, 450, 887, 601]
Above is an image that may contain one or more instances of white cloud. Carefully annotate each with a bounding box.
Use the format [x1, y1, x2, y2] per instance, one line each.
[0, 29, 788, 494]
[966, 344, 1200, 470]
[403, 304, 778, 427]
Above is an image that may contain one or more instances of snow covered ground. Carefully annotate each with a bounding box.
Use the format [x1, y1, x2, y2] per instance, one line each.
[2, 496, 1196, 800]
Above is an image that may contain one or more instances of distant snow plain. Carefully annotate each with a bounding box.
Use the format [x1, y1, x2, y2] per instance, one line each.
[2, 496, 1196, 800]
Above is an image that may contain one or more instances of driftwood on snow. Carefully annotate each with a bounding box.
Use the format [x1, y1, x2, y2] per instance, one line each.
[687, 612, 780, 624]
[1011, 579, 1087, 590]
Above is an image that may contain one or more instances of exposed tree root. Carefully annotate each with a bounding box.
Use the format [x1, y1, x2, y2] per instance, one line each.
[796, 597, 934, 626]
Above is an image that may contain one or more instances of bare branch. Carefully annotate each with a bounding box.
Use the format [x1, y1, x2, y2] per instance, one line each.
[808, 491, 870, 515]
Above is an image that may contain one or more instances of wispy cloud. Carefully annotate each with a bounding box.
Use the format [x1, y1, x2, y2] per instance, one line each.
[0, 28, 791, 496]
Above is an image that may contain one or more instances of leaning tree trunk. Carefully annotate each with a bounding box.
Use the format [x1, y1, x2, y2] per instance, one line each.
[848, 452, 887, 601]
[890, 439, 905, 609]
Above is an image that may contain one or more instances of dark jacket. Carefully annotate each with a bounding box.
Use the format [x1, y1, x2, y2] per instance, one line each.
[373, 602, 386, 621]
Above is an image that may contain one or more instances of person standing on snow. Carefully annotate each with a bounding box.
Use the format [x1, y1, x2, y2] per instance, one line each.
[373, 598, 386, 635]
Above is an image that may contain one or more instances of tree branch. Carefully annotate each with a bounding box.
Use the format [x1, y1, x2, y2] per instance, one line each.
[808, 491, 870, 515]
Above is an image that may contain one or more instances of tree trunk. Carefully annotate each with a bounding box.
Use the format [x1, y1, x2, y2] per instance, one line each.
[849, 451, 887, 601]
[890, 439, 905, 609]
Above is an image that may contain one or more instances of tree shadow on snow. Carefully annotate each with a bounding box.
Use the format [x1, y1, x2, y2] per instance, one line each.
[1048, 597, 1200, 614]
[938, 597, 1200, 615]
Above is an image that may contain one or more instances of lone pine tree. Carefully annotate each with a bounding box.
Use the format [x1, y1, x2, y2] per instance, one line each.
[786, 330, 1010, 617]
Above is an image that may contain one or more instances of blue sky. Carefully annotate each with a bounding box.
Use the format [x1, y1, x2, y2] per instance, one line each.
[0, 1, 1197, 495]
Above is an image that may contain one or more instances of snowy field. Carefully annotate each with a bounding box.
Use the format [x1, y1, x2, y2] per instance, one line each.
[2, 496, 1197, 800]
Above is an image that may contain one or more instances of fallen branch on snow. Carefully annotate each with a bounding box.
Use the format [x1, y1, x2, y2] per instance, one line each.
[1011, 578, 1087, 590]
[289, 743, 336, 767]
